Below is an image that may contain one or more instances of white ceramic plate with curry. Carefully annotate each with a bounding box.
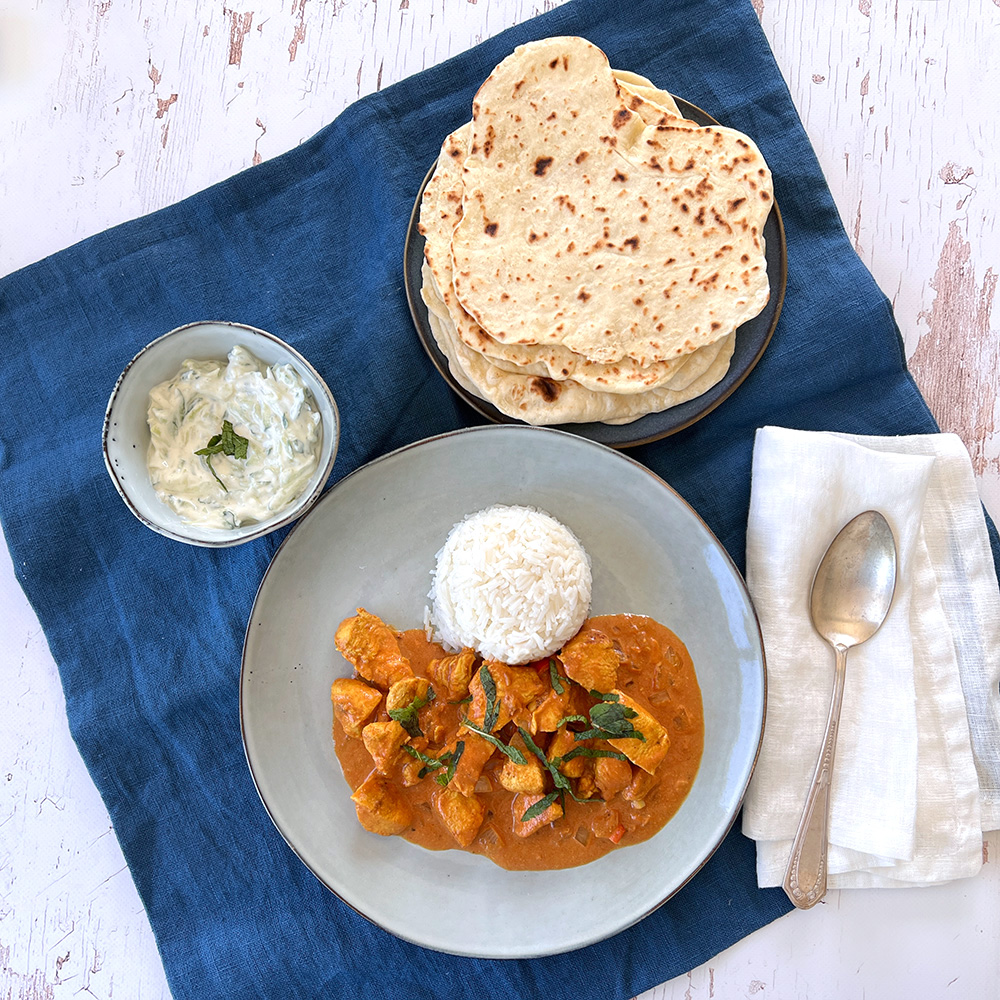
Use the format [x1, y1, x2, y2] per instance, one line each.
[240, 424, 766, 958]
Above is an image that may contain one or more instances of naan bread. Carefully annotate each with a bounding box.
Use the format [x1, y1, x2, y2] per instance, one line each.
[422, 261, 735, 425]
[419, 123, 731, 394]
[451, 37, 772, 366]
[613, 71, 683, 119]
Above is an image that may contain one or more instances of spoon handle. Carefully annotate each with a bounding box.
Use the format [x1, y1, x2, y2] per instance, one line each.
[782, 643, 848, 908]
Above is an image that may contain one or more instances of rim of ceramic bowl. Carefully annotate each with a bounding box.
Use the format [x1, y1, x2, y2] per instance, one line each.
[102, 320, 340, 547]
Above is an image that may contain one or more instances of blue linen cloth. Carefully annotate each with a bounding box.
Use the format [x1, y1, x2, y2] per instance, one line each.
[2, 0, 997, 997]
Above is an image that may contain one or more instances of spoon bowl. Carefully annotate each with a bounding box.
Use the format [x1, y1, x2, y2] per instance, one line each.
[783, 509, 898, 909]
[810, 511, 898, 649]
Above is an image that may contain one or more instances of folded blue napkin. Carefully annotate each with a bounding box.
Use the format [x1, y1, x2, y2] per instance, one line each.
[2, 0, 997, 997]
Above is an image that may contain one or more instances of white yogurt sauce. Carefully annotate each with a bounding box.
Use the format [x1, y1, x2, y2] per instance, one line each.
[147, 345, 322, 530]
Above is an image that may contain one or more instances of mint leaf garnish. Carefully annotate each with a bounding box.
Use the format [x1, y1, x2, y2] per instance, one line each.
[549, 659, 566, 695]
[589, 690, 620, 702]
[480, 664, 500, 733]
[460, 717, 526, 763]
[558, 746, 629, 763]
[517, 726, 595, 805]
[195, 419, 250, 492]
[574, 700, 645, 742]
[403, 741, 464, 782]
[402, 744, 447, 777]
[435, 740, 465, 786]
[388, 686, 435, 738]
[520, 790, 561, 823]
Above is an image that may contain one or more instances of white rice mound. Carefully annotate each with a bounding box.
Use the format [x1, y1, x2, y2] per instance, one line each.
[427, 504, 592, 664]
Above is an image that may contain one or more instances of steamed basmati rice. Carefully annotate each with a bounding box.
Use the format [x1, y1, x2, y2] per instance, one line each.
[427, 504, 592, 664]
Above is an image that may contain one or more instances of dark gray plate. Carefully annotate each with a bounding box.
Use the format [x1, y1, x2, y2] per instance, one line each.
[403, 97, 787, 448]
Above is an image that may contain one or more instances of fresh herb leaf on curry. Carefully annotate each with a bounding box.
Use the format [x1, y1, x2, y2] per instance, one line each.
[388, 685, 435, 738]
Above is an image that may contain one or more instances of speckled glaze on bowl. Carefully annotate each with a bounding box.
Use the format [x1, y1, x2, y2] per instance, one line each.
[103, 320, 339, 547]
[240, 424, 766, 958]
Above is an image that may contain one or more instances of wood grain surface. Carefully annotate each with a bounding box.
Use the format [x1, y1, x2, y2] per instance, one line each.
[1, 2, 998, 998]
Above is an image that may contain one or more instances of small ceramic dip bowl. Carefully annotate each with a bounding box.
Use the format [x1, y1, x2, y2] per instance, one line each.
[103, 320, 339, 547]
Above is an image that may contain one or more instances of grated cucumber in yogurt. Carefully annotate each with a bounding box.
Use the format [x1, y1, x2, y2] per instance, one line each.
[146, 345, 322, 530]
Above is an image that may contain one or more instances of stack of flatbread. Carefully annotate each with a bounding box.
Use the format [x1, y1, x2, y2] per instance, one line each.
[418, 36, 774, 426]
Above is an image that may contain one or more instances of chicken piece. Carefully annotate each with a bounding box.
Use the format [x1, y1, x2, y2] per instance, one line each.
[591, 807, 624, 841]
[361, 720, 409, 775]
[547, 726, 587, 778]
[503, 666, 548, 728]
[350, 771, 412, 836]
[464, 662, 548, 734]
[607, 690, 671, 774]
[330, 677, 382, 738]
[433, 787, 486, 847]
[400, 755, 425, 787]
[497, 731, 547, 794]
[449, 733, 496, 797]
[512, 792, 564, 838]
[335, 609, 414, 688]
[622, 766, 656, 805]
[559, 628, 620, 693]
[595, 755, 633, 799]
[422, 716, 450, 745]
[530, 687, 572, 733]
[529, 680, 591, 733]
[574, 761, 598, 800]
[427, 648, 477, 701]
[386, 676, 432, 712]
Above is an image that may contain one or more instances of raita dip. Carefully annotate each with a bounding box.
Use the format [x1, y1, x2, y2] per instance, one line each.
[146, 345, 322, 529]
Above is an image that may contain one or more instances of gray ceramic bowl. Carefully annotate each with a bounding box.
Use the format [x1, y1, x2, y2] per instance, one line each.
[241, 425, 766, 957]
[103, 320, 339, 547]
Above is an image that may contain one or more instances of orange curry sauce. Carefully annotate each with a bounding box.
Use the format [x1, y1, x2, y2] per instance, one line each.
[331, 612, 703, 870]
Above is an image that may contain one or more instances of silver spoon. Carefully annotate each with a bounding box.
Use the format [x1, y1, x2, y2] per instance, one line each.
[782, 509, 897, 909]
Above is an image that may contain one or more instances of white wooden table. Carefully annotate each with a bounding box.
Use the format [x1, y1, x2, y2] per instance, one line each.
[2, 2, 998, 997]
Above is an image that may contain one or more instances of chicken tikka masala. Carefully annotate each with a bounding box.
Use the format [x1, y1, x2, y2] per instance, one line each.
[331, 609, 703, 870]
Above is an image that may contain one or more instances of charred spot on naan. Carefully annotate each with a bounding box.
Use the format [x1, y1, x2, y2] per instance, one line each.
[530, 377, 562, 403]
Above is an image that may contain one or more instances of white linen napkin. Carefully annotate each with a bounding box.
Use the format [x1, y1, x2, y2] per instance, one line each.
[741, 427, 1000, 888]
